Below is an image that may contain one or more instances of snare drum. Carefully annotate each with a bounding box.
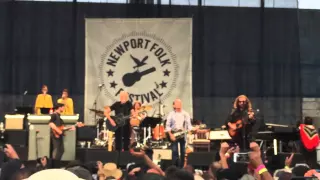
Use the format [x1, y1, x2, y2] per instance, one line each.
[152, 124, 166, 140]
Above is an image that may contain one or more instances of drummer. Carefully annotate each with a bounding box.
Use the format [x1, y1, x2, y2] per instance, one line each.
[130, 101, 147, 144]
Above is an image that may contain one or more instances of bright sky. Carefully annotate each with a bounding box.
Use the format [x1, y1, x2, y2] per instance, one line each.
[17, 0, 320, 9]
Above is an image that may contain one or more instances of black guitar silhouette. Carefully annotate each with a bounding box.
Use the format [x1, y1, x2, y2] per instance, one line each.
[122, 67, 156, 87]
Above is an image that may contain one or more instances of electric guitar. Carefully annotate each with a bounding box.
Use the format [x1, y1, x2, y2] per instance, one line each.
[106, 110, 147, 132]
[52, 122, 84, 138]
[166, 124, 206, 142]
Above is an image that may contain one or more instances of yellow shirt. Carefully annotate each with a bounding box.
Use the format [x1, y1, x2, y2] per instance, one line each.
[34, 94, 53, 114]
[57, 98, 74, 115]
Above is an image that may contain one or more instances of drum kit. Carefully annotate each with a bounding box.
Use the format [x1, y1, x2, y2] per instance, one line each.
[89, 102, 170, 150]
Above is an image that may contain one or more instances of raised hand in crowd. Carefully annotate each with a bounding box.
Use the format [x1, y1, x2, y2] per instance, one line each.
[284, 153, 294, 169]
[129, 147, 165, 176]
[219, 142, 237, 169]
[4, 144, 19, 159]
[249, 142, 273, 180]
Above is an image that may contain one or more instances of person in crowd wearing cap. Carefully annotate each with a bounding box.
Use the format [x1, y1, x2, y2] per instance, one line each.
[104, 91, 132, 151]
[34, 85, 53, 115]
[57, 89, 74, 115]
[49, 103, 75, 162]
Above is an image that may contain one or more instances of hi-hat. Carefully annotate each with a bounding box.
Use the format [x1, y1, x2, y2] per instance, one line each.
[88, 109, 104, 117]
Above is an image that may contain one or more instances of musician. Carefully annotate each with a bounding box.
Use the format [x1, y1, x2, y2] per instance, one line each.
[34, 85, 53, 115]
[57, 89, 74, 115]
[166, 99, 194, 168]
[49, 103, 74, 161]
[130, 101, 146, 144]
[105, 91, 132, 151]
[226, 95, 256, 150]
[298, 117, 319, 169]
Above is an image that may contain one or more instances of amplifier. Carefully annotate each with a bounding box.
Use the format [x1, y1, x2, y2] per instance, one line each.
[4, 130, 28, 146]
[77, 126, 97, 141]
[153, 149, 172, 160]
[5, 115, 24, 130]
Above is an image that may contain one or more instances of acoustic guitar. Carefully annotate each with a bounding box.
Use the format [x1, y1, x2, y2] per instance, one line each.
[106, 109, 147, 131]
[52, 122, 84, 138]
[227, 120, 243, 137]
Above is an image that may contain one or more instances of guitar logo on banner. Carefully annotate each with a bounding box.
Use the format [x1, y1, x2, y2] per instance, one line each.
[99, 32, 178, 105]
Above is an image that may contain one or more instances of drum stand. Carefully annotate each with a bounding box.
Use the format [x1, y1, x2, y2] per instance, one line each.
[143, 127, 151, 146]
[157, 100, 165, 147]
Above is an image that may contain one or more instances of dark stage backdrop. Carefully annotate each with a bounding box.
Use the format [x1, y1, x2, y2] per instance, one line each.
[0, 2, 318, 127]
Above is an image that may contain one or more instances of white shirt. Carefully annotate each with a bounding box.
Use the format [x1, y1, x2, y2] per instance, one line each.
[165, 110, 192, 132]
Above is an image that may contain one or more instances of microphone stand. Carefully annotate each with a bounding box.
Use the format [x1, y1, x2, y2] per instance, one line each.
[158, 100, 163, 146]
[21, 91, 27, 107]
[242, 110, 249, 152]
[93, 86, 103, 125]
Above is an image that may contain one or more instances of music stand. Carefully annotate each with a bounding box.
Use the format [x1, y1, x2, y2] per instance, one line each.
[140, 117, 162, 129]
[15, 107, 33, 115]
[40, 108, 51, 114]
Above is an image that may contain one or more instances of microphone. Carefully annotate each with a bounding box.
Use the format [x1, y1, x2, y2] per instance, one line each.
[98, 84, 105, 88]
[23, 90, 28, 95]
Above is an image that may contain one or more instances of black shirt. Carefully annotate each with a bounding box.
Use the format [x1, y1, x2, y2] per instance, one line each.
[110, 101, 132, 116]
[49, 113, 64, 138]
[49, 113, 64, 127]
[226, 108, 255, 126]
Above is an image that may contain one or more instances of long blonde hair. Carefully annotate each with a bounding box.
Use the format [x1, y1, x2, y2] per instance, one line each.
[233, 95, 252, 111]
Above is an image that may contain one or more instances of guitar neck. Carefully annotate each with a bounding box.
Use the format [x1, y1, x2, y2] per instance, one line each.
[141, 67, 156, 76]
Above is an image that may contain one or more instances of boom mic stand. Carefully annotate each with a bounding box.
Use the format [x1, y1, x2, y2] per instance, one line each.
[158, 100, 164, 146]
[93, 85, 103, 134]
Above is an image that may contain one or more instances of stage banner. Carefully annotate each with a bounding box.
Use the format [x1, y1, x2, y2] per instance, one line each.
[85, 18, 192, 125]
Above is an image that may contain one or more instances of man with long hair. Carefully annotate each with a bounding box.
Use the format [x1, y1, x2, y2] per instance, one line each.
[226, 95, 256, 150]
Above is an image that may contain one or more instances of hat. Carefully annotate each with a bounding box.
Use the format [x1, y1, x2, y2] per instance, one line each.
[142, 173, 165, 180]
[67, 166, 93, 180]
[273, 168, 292, 180]
[27, 169, 84, 180]
[100, 163, 123, 179]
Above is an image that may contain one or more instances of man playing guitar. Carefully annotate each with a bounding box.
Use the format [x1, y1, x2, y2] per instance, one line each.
[49, 103, 75, 161]
[226, 95, 256, 150]
[105, 91, 132, 151]
[166, 98, 197, 168]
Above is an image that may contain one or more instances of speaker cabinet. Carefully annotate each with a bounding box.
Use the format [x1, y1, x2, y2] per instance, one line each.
[77, 126, 97, 141]
[4, 130, 28, 146]
[76, 148, 119, 163]
[118, 151, 144, 167]
[187, 152, 217, 167]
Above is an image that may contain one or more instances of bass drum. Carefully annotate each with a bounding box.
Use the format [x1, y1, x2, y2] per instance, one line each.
[152, 124, 166, 140]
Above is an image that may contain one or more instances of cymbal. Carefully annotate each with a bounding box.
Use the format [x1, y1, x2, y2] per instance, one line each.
[141, 105, 152, 111]
[88, 109, 104, 114]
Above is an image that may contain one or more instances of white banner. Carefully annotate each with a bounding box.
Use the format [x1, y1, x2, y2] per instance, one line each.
[85, 18, 193, 125]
